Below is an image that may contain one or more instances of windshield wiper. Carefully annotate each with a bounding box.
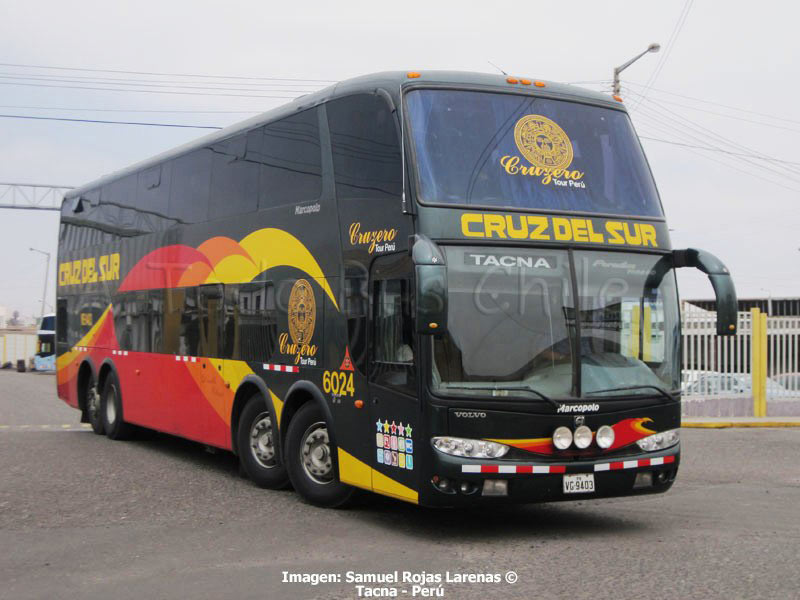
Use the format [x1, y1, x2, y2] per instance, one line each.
[443, 384, 561, 410]
[586, 385, 676, 402]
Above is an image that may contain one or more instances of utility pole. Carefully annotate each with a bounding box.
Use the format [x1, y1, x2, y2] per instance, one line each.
[30, 247, 51, 320]
[613, 43, 661, 96]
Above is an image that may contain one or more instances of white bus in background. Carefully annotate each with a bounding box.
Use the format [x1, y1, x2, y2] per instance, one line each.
[34, 313, 56, 371]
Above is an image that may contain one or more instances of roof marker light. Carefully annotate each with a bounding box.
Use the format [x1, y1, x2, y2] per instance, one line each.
[613, 95, 624, 102]
[407, 72, 421, 79]
[534, 81, 546, 87]
[520, 78, 532, 85]
[506, 77, 519, 84]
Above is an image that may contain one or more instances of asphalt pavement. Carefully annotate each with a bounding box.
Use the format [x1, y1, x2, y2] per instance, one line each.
[1, 370, 798, 600]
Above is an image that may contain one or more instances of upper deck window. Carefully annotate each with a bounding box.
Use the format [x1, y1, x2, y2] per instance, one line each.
[406, 89, 663, 218]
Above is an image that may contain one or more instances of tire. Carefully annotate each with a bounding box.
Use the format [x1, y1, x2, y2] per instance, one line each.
[83, 374, 104, 435]
[237, 393, 289, 489]
[100, 372, 133, 440]
[285, 402, 354, 508]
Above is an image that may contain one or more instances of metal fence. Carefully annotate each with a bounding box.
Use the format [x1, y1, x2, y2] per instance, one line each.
[681, 308, 800, 417]
[0, 333, 38, 365]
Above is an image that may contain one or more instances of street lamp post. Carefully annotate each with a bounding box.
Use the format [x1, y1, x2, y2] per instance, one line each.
[613, 43, 661, 96]
[30, 247, 51, 320]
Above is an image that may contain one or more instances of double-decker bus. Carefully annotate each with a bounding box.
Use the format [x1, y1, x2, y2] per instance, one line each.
[56, 71, 737, 508]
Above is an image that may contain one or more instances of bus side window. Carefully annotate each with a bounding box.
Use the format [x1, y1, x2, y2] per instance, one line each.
[327, 94, 402, 200]
[371, 279, 416, 393]
[238, 282, 278, 361]
[250, 108, 323, 210]
[56, 299, 68, 346]
[149, 289, 164, 354]
[170, 149, 212, 224]
[209, 134, 259, 220]
[345, 265, 368, 374]
[198, 284, 223, 358]
[223, 286, 241, 360]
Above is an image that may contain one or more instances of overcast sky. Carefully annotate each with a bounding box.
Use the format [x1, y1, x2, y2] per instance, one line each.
[1, 0, 798, 319]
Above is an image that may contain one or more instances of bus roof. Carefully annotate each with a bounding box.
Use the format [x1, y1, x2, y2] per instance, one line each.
[64, 70, 622, 203]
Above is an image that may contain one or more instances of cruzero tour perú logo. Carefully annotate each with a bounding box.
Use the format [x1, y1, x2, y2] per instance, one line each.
[280, 278, 318, 366]
[500, 114, 586, 188]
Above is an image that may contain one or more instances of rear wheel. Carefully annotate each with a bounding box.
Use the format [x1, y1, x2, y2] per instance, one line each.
[285, 402, 354, 508]
[83, 375, 104, 435]
[237, 393, 289, 489]
[100, 372, 133, 440]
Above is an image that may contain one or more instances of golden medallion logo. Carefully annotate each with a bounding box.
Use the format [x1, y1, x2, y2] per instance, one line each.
[500, 115, 585, 186]
[282, 279, 318, 365]
[514, 114, 573, 170]
[288, 279, 316, 345]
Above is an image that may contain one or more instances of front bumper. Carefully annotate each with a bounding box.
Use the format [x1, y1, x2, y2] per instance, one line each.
[419, 445, 680, 507]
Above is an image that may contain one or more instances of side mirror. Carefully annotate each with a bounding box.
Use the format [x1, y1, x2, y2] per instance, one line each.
[647, 248, 738, 336]
[415, 265, 447, 334]
[674, 249, 737, 336]
[411, 235, 447, 334]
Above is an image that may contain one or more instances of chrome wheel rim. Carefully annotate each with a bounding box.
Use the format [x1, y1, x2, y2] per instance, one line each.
[105, 385, 117, 424]
[249, 412, 276, 469]
[300, 421, 333, 485]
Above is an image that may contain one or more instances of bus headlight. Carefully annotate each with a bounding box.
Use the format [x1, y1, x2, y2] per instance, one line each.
[573, 425, 592, 449]
[596, 425, 615, 449]
[432, 437, 510, 458]
[636, 428, 680, 452]
[553, 426, 573, 450]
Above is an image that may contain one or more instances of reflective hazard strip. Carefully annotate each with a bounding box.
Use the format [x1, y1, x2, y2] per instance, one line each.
[461, 464, 567, 474]
[262, 363, 299, 373]
[461, 455, 676, 475]
[594, 454, 676, 472]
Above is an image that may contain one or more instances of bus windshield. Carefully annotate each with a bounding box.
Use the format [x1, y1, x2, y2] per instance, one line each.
[432, 247, 680, 400]
[406, 89, 662, 217]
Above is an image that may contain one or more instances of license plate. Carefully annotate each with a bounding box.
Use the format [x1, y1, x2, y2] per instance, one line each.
[563, 473, 595, 494]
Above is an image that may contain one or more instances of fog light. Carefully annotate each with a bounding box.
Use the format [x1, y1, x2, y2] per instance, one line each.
[574, 425, 592, 449]
[633, 471, 653, 489]
[553, 426, 573, 450]
[596, 425, 615, 449]
[481, 479, 508, 497]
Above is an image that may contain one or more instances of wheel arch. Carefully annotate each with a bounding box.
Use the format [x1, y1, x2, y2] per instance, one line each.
[96, 358, 120, 401]
[230, 375, 281, 458]
[281, 380, 336, 451]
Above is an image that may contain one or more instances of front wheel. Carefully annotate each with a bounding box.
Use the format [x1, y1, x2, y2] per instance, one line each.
[285, 402, 354, 508]
[237, 393, 289, 489]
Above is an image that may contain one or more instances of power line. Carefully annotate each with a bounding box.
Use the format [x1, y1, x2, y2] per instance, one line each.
[631, 0, 694, 108]
[0, 74, 316, 95]
[626, 89, 800, 173]
[0, 114, 222, 129]
[626, 81, 800, 126]
[0, 61, 337, 83]
[634, 96, 800, 134]
[0, 70, 325, 89]
[639, 136, 800, 166]
[0, 104, 260, 114]
[0, 80, 305, 100]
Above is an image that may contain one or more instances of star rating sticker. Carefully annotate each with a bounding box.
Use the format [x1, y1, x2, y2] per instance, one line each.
[382, 420, 390, 434]
[390, 421, 397, 435]
[376, 419, 383, 433]
[404, 424, 413, 437]
[398, 422, 405, 436]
